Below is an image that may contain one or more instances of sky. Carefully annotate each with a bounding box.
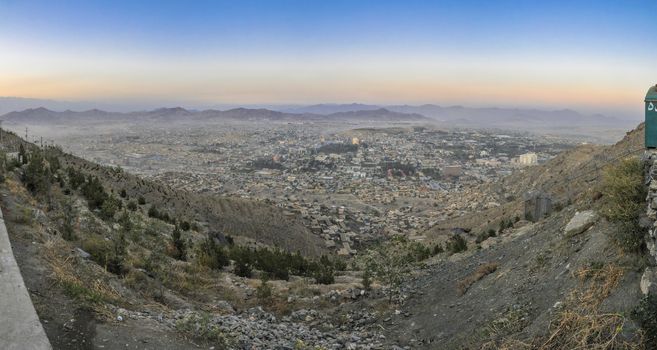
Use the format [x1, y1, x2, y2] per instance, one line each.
[1, 0, 656, 118]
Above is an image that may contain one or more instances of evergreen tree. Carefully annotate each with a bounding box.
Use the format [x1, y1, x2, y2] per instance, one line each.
[171, 225, 187, 261]
[61, 198, 76, 241]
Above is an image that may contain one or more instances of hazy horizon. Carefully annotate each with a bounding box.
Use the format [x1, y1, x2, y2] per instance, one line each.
[2, 0, 656, 120]
[0, 95, 643, 122]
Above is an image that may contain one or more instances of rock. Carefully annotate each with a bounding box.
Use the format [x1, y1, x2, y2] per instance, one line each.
[216, 300, 234, 313]
[640, 214, 654, 229]
[641, 267, 657, 295]
[564, 210, 597, 236]
[650, 181, 657, 191]
[75, 248, 91, 259]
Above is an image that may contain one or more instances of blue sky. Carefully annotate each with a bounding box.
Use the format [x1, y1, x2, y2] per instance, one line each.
[1, 0, 656, 117]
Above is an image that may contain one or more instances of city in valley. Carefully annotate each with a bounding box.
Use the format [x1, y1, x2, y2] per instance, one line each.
[1, 1, 655, 350]
[21, 116, 574, 254]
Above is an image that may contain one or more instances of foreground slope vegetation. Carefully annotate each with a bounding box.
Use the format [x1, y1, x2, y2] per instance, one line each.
[385, 125, 651, 349]
[1, 123, 654, 349]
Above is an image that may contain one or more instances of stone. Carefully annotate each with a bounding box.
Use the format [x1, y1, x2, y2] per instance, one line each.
[640, 214, 654, 229]
[641, 267, 657, 295]
[75, 247, 91, 259]
[564, 210, 597, 236]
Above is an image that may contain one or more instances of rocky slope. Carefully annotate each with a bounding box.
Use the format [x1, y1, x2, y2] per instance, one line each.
[382, 124, 647, 348]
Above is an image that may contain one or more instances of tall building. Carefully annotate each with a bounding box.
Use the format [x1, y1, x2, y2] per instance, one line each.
[518, 152, 538, 166]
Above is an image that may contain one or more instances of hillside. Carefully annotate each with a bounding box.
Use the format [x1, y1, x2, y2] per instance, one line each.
[0, 129, 386, 349]
[382, 123, 648, 348]
[424, 124, 644, 237]
[0, 123, 651, 349]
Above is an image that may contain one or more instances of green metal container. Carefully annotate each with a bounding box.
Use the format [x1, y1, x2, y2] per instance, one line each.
[646, 85, 657, 148]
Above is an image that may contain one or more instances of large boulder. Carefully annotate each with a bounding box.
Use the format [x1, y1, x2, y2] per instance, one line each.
[641, 267, 657, 295]
[564, 210, 597, 237]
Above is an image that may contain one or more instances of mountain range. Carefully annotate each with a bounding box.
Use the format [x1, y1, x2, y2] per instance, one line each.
[284, 103, 635, 128]
[0, 106, 427, 124]
[0, 98, 639, 144]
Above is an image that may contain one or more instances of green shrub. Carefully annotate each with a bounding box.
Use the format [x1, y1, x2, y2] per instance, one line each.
[175, 312, 232, 347]
[126, 200, 138, 211]
[360, 237, 429, 302]
[600, 158, 645, 223]
[362, 267, 372, 290]
[180, 221, 191, 231]
[81, 234, 126, 275]
[99, 195, 121, 221]
[446, 235, 468, 254]
[234, 260, 253, 278]
[313, 265, 335, 285]
[196, 234, 230, 269]
[476, 230, 496, 244]
[81, 175, 108, 210]
[61, 199, 76, 241]
[256, 277, 273, 301]
[171, 225, 187, 261]
[22, 150, 53, 195]
[600, 157, 646, 253]
[632, 294, 657, 348]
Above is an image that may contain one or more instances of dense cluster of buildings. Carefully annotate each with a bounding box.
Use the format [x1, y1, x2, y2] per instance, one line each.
[57, 122, 572, 253]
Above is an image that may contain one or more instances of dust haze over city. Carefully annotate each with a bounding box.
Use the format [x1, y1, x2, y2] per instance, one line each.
[1, 1, 657, 349]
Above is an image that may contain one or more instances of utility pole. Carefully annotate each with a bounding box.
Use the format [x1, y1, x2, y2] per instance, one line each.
[25, 127, 28, 141]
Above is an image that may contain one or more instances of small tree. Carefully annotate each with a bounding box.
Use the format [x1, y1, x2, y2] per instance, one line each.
[171, 225, 187, 261]
[361, 239, 418, 303]
[105, 231, 127, 275]
[196, 233, 229, 269]
[118, 210, 132, 233]
[256, 276, 273, 302]
[313, 264, 335, 285]
[148, 205, 159, 218]
[99, 195, 120, 221]
[61, 198, 76, 241]
[19, 144, 27, 164]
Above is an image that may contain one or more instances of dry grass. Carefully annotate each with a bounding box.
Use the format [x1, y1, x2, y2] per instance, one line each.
[537, 265, 635, 350]
[5, 178, 35, 205]
[43, 239, 120, 317]
[457, 262, 498, 296]
[484, 264, 641, 350]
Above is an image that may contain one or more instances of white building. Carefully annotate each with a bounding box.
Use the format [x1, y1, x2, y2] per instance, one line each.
[518, 152, 538, 166]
